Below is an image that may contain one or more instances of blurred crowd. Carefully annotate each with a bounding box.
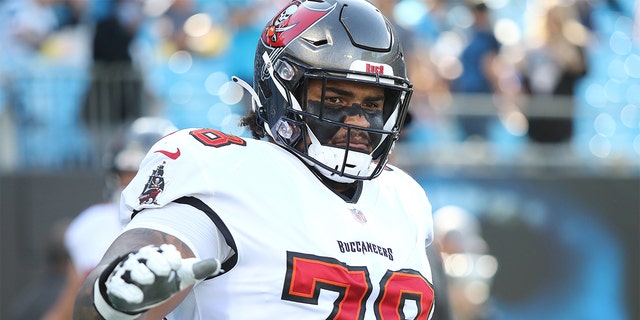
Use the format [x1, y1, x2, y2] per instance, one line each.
[0, 0, 637, 172]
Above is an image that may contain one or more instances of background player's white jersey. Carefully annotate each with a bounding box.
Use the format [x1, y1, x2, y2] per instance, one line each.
[121, 128, 436, 320]
[65, 203, 122, 276]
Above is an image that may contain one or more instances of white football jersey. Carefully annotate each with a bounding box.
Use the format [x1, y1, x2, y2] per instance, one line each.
[121, 128, 436, 320]
[65, 202, 122, 276]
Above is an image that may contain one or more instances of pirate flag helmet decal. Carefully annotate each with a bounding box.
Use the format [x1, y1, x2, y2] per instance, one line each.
[262, 0, 335, 48]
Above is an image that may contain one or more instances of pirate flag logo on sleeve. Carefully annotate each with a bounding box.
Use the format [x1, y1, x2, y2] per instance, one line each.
[138, 161, 166, 205]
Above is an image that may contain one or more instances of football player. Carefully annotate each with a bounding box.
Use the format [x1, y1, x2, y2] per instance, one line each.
[73, 1, 438, 319]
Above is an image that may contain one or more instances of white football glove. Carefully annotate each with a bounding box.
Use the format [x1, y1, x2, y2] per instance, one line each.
[94, 244, 222, 319]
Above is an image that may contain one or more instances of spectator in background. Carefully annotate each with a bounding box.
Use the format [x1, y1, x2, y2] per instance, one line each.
[404, 0, 454, 99]
[154, 0, 195, 55]
[0, 0, 59, 68]
[81, 0, 146, 131]
[0, 0, 65, 169]
[41, 117, 176, 320]
[519, 2, 588, 144]
[450, 1, 501, 140]
[416, 0, 455, 45]
[51, 0, 87, 30]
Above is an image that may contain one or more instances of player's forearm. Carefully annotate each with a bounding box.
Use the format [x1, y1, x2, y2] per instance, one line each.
[72, 237, 133, 319]
[72, 229, 147, 319]
[73, 265, 109, 319]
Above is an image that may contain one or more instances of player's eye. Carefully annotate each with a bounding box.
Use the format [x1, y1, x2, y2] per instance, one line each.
[362, 102, 380, 109]
[324, 96, 344, 106]
[361, 102, 383, 113]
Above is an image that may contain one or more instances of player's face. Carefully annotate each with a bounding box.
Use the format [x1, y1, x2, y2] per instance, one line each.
[304, 79, 385, 153]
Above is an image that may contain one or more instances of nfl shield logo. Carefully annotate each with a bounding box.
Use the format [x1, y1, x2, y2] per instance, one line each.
[350, 208, 367, 224]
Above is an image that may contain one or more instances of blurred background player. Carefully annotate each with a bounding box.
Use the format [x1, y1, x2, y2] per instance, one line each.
[42, 116, 176, 320]
[10, 220, 71, 320]
[433, 205, 498, 320]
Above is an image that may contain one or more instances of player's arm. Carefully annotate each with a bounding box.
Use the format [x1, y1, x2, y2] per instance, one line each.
[73, 227, 220, 320]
